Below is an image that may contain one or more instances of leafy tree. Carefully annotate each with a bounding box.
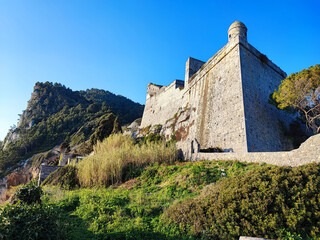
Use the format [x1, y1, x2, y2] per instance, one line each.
[273, 64, 320, 133]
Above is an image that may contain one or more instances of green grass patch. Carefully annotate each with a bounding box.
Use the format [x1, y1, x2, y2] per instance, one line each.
[41, 160, 258, 239]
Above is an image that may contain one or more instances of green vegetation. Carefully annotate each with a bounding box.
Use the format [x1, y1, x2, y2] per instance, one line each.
[88, 114, 122, 147]
[0, 82, 144, 175]
[40, 160, 257, 240]
[0, 203, 64, 240]
[273, 64, 320, 133]
[77, 134, 177, 187]
[2, 155, 320, 239]
[164, 163, 320, 239]
[13, 181, 43, 205]
[0, 181, 64, 239]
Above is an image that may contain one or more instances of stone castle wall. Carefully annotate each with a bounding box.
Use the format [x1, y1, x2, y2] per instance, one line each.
[239, 42, 293, 151]
[140, 21, 298, 155]
[140, 80, 186, 127]
[186, 43, 247, 152]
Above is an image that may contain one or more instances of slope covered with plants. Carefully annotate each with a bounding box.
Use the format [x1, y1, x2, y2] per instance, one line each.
[2, 134, 320, 239]
[0, 82, 144, 174]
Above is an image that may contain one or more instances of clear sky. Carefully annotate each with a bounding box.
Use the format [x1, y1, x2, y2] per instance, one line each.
[0, 0, 319, 141]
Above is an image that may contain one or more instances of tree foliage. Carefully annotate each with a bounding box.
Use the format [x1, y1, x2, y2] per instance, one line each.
[0, 203, 63, 240]
[273, 64, 320, 133]
[13, 181, 43, 205]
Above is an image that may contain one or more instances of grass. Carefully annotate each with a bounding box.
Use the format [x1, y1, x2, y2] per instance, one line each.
[4, 158, 318, 239]
[41, 160, 259, 239]
[77, 134, 177, 187]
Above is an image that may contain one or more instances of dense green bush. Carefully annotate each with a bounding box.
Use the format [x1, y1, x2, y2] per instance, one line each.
[163, 163, 320, 239]
[0, 203, 63, 240]
[13, 181, 43, 205]
[89, 113, 122, 147]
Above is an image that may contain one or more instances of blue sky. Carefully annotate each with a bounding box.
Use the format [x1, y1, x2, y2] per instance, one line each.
[0, 0, 319, 141]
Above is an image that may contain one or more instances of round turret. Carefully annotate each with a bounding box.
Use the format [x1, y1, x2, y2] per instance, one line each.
[228, 21, 247, 42]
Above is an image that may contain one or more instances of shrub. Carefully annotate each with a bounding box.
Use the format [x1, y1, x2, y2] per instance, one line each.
[162, 163, 320, 240]
[77, 134, 177, 187]
[0, 203, 63, 240]
[13, 181, 43, 205]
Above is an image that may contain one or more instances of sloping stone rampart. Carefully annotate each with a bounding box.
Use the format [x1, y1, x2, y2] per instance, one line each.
[186, 43, 247, 152]
[239, 42, 292, 151]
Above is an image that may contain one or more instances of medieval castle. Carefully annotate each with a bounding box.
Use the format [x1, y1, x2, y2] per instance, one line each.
[140, 21, 319, 165]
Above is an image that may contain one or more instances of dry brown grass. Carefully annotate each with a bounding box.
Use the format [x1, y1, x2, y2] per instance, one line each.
[77, 134, 177, 187]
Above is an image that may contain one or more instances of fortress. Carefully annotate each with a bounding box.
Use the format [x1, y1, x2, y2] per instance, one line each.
[141, 21, 293, 154]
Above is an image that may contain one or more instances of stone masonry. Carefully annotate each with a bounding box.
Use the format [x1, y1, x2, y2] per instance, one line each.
[182, 133, 320, 167]
[141, 21, 294, 155]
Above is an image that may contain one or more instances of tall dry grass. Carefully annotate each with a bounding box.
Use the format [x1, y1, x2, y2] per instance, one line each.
[77, 134, 177, 187]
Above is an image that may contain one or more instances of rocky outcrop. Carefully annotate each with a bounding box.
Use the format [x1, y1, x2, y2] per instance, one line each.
[123, 118, 142, 138]
[3, 131, 20, 150]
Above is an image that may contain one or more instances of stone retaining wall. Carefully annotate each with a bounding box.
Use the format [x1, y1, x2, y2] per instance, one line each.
[189, 134, 320, 167]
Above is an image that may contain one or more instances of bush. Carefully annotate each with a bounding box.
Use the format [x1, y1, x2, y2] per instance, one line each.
[77, 134, 177, 187]
[0, 203, 63, 240]
[163, 163, 320, 239]
[13, 181, 43, 205]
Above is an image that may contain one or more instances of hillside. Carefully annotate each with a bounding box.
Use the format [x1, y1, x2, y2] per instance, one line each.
[1, 131, 319, 239]
[0, 82, 144, 173]
[3, 158, 320, 240]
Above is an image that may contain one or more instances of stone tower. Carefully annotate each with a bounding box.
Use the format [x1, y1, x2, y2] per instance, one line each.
[228, 21, 247, 42]
[141, 21, 291, 153]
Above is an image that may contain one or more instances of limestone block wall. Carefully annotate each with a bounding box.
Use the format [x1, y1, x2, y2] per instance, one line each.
[140, 80, 187, 128]
[190, 134, 320, 167]
[239, 42, 289, 151]
[186, 41, 247, 153]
